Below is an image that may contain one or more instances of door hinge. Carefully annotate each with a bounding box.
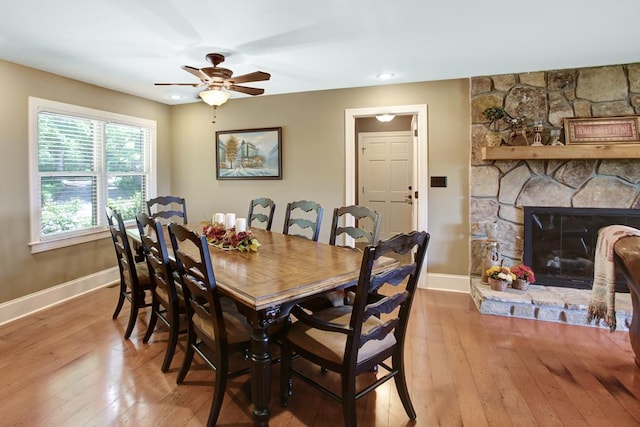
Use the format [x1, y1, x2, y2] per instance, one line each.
[414, 191, 418, 199]
[414, 129, 418, 137]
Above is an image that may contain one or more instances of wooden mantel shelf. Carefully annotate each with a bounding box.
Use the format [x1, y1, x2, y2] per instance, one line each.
[482, 144, 640, 160]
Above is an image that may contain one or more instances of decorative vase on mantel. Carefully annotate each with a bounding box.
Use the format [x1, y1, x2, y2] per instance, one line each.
[488, 277, 508, 291]
[485, 131, 503, 147]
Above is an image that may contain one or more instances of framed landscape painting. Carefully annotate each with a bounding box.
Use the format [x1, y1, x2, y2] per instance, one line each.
[215, 127, 282, 180]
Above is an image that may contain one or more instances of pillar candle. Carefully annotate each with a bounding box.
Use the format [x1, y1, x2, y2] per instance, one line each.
[235, 218, 247, 233]
[214, 213, 225, 226]
[225, 213, 236, 229]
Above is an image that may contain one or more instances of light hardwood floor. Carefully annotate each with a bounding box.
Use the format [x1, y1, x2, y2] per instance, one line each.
[1, 286, 639, 426]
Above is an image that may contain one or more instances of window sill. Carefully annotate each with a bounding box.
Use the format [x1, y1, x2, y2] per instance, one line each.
[29, 229, 110, 254]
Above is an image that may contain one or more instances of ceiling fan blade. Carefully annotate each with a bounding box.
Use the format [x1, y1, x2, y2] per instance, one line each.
[227, 85, 265, 96]
[154, 82, 202, 86]
[228, 71, 271, 84]
[181, 65, 210, 82]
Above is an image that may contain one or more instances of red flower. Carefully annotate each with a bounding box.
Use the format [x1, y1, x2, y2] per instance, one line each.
[511, 264, 535, 282]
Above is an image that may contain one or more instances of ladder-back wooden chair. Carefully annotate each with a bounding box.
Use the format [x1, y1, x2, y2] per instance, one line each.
[282, 200, 323, 242]
[168, 223, 254, 426]
[106, 206, 154, 339]
[136, 212, 186, 372]
[306, 204, 382, 310]
[248, 197, 276, 231]
[146, 195, 187, 224]
[329, 205, 381, 248]
[280, 230, 430, 427]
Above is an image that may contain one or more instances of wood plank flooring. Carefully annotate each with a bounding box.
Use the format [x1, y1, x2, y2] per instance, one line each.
[1, 286, 639, 426]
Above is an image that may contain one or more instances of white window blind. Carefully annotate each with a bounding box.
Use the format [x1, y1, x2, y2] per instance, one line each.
[29, 98, 156, 253]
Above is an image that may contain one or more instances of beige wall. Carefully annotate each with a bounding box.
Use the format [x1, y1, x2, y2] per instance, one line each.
[170, 80, 471, 275]
[0, 60, 172, 304]
[0, 60, 469, 305]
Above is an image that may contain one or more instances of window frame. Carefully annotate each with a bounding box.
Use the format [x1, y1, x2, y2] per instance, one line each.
[28, 97, 157, 253]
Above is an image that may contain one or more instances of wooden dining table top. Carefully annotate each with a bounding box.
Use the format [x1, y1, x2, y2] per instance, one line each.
[127, 225, 397, 312]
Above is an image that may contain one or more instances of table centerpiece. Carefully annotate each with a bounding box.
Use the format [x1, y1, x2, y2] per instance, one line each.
[202, 221, 261, 252]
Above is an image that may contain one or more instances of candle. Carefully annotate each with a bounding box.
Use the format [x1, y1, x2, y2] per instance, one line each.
[214, 213, 225, 226]
[225, 213, 236, 229]
[235, 218, 247, 233]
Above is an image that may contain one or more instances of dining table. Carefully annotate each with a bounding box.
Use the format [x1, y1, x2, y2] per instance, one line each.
[127, 224, 397, 426]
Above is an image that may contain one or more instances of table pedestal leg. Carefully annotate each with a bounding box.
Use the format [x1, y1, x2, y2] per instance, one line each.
[251, 325, 271, 426]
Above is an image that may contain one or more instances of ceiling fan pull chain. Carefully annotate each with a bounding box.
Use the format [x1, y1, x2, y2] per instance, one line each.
[211, 105, 218, 123]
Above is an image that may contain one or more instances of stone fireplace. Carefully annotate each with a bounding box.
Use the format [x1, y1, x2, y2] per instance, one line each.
[470, 63, 640, 276]
[468, 63, 640, 327]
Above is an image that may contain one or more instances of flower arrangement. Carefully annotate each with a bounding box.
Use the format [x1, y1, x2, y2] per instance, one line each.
[485, 265, 516, 283]
[510, 264, 535, 283]
[202, 222, 261, 252]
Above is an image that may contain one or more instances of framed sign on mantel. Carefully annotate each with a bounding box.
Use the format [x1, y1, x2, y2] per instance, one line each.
[564, 116, 640, 145]
[215, 127, 282, 180]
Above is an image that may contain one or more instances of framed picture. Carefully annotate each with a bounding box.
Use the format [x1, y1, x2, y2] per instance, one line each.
[564, 116, 640, 145]
[215, 127, 282, 180]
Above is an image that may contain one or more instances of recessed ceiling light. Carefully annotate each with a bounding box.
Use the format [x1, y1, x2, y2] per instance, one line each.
[376, 114, 395, 122]
[376, 73, 395, 80]
[168, 94, 183, 100]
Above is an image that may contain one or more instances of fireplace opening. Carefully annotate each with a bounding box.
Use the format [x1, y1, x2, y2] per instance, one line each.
[523, 206, 640, 292]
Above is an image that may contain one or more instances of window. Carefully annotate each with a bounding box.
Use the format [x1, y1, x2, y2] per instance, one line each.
[29, 98, 156, 253]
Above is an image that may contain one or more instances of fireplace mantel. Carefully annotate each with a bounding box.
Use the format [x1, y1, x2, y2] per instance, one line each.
[482, 144, 640, 160]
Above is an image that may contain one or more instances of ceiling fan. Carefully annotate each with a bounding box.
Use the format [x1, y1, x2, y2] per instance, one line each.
[155, 53, 271, 106]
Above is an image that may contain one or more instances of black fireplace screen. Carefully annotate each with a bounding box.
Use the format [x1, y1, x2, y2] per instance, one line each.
[523, 206, 640, 292]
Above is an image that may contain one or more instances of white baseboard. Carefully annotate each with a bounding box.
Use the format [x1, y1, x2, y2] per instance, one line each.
[0, 268, 468, 326]
[419, 273, 470, 293]
[0, 267, 119, 327]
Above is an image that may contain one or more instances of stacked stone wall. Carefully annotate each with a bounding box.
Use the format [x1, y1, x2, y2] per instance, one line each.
[470, 63, 640, 275]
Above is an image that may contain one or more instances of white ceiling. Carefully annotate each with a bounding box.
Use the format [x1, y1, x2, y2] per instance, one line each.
[2, 0, 639, 105]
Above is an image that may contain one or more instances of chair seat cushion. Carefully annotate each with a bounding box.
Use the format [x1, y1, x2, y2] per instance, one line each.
[155, 283, 185, 308]
[134, 261, 153, 288]
[192, 297, 254, 345]
[287, 306, 396, 365]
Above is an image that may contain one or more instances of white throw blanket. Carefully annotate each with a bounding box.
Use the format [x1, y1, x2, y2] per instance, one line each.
[587, 225, 640, 331]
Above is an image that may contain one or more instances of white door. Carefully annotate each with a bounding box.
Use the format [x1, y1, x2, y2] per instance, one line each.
[358, 131, 413, 240]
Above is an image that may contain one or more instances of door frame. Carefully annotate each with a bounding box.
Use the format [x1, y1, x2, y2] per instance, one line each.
[344, 104, 428, 235]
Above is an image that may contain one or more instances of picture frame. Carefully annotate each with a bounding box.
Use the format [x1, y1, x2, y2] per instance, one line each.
[564, 116, 640, 145]
[215, 127, 282, 180]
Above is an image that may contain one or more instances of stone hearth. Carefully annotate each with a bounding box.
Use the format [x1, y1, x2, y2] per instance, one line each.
[470, 279, 632, 331]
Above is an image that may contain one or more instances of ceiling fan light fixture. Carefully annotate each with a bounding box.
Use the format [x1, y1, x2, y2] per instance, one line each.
[376, 114, 395, 122]
[199, 89, 231, 106]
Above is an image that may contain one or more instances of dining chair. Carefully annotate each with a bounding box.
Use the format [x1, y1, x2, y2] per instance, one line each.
[329, 205, 381, 248]
[147, 195, 187, 224]
[282, 200, 323, 241]
[280, 230, 430, 427]
[106, 206, 154, 339]
[136, 212, 186, 372]
[248, 197, 276, 231]
[167, 223, 255, 426]
[305, 205, 382, 310]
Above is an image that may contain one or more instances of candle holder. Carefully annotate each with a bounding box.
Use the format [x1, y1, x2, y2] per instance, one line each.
[531, 121, 544, 146]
